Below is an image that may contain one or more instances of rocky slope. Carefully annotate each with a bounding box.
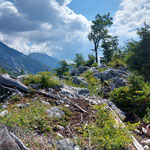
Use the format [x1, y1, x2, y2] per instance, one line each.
[0, 66, 149, 150]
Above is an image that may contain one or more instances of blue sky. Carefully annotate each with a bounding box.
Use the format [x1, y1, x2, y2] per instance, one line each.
[0, 0, 149, 61]
[69, 0, 121, 20]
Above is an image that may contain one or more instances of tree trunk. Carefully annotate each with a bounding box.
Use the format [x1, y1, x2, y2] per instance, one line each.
[94, 43, 98, 63]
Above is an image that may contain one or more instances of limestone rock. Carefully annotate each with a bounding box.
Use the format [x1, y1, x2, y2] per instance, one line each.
[15, 103, 30, 109]
[93, 68, 127, 80]
[0, 110, 8, 117]
[0, 124, 21, 150]
[28, 83, 41, 90]
[70, 66, 89, 76]
[77, 88, 89, 96]
[46, 107, 65, 118]
[57, 138, 80, 150]
[72, 76, 88, 87]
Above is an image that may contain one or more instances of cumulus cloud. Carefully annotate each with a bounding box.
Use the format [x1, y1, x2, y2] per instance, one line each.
[0, 0, 91, 60]
[111, 0, 150, 39]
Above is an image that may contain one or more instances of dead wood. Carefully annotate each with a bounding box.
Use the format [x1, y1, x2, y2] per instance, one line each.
[0, 74, 28, 93]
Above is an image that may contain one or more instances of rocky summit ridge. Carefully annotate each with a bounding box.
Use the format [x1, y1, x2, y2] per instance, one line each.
[0, 65, 148, 150]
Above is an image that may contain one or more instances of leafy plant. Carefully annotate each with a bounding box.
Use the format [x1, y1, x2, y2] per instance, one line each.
[74, 53, 85, 68]
[23, 71, 62, 89]
[110, 74, 150, 117]
[11, 95, 20, 103]
[55, 60, 70, 78]
[108, 58, 126, 68]
[78, 104, 137, 150]
[0, 102, 51, 133]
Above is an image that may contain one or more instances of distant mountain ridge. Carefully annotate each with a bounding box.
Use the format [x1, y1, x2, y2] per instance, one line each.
[28, 53, 59, 69]
[0, 41, 52, 74]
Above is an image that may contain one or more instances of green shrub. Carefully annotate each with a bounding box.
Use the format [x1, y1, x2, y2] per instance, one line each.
[81, 71, 101, 95]
[143, 108, 150, 123]
[0, 102, 51, 133]
[91, 62, 98, 67]
[11, 95, 20, 102]
[23, 72, 62, 89]
[110, 75, 150, 117]
[78, 105, 137, 150]
[108, 58, 125, 68]
[85, 54, 95, 67]
[97, 67, 107, 72]
[74, 53, 85, 68]
[55, 60, 70, 78]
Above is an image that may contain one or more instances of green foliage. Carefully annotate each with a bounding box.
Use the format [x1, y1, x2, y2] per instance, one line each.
[108, 58, 126, 68]
[101, 36, 118, 64]
[81, 71, 101, 95]
[110, 75, 150, 117]
[126, 23, 150, 81]
[78, 105, 136, 150]
[0, 67, 8, 74]
[74, 53, 85, 68]
[23, 71, 62, 89]
[97, 67, 107, 72]
[0, 102, 51, 133]
[20, 68, 25, 75]
[88, 13, 113, 63]
[11, 95, 20, 103]
[55, 60, 70, 78]
[143, 108, 150, 123]
[91, 62, 98, 67]
[85, 54, 95, 67]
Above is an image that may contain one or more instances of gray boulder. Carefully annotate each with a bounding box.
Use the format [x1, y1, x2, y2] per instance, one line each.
[78, 66, 89, 74]
[113, 77, 126, 88]
[46, 107, 65, 118]
[0, 124, 21, 150]
[70, 68, 78, 76]
[0, 110, 8, 117]
[70, 66, 89, 76]
[72, 76, 88, 87]
[57, 138, 80, 150]
[15, 103, 30, 109]
[93, 69, 126, 80]
[87, 67, 97, 72]
[28, 83, 41, 90]
[78, 88, 89, 96]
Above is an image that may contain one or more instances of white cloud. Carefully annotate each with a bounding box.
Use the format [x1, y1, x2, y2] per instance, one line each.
[0, 0, 91, 60]
[111, 0, 150, 39]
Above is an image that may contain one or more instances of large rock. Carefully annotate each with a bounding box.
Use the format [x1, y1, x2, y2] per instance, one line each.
[72, 76, 88, 87]
[59, 84, 89, 99]
[0, 124, 21, 150]
[78, 88, 89, 96]
[46, 107, 65, 118]
[57, 138, 80, 150]
[78, 66, 89, 74]
[87, 67, 97, 73]
[113, 77, 126, 88]
[15, 103, 30, 109]
[93, 68, 129, 80]
[28, 83, 41, 90]
[70, 66, 89, 76]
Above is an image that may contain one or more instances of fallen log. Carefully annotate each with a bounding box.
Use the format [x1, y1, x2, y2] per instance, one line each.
[38, 89, 88, 113]
[0, 74, 28, 93]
